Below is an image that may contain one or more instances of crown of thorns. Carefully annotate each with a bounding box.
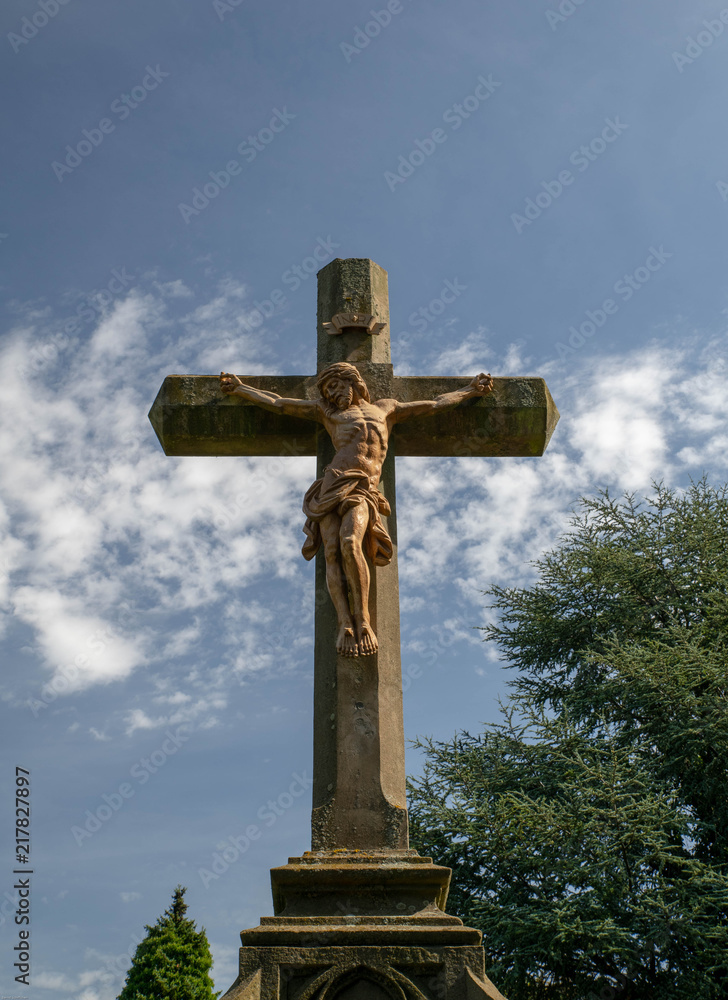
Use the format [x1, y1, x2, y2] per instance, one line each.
[316, 363, 370, 402]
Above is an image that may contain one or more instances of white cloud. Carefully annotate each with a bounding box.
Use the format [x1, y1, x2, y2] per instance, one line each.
[13, 587, 142, 692]
[87, 292, 161, 364]
[123, 686, 228, 734]
[210, 942, 240, 993]
[157, 622, 201, 660]
[34, 953, 127, 1000]
[0, 278, 313, 732]
[565, 346, 675, 487]
[154, 279, 193, 298]
[124, 708, 167, 735]
[34, 970, 77, 991]
[431, 328, 491, 372]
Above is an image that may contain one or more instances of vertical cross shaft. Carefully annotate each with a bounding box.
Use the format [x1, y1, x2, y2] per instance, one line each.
[310, 259, 408, 851]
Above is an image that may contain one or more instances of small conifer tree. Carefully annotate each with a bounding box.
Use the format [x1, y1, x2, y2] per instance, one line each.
[117, 885, 219, 1000]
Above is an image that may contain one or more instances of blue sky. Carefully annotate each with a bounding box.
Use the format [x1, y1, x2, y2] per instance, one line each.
[2, 0, 728, 995]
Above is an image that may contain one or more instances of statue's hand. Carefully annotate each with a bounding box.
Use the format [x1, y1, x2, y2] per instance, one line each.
[220, 372, 243, 395]
[469, 372, 494, 396]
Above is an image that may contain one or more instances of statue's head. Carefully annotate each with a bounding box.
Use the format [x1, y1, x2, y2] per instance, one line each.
[317, 362, 370, 410]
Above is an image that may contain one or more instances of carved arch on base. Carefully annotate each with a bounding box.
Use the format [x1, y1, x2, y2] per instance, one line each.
[299, 964, 428, 1000]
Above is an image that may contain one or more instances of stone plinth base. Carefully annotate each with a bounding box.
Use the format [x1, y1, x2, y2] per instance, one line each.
[221, 942, 506, 999]
[270, 851, 451, 918]
[221, 853, 507, 1000]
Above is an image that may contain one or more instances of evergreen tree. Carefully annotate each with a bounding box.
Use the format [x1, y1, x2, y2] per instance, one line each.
[408, 481, 728, 1000]
[486, 479, 728, 866]
[117, 885, 219, 1000]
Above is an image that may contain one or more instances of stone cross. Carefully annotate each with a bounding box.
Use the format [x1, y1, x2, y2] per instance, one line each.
[149, 257, 558, 856]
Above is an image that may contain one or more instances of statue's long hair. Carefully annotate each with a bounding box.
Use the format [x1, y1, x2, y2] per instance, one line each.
[317, 362, 370, 411]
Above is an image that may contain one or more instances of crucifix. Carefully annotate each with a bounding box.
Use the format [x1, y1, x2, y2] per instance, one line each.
[219, 365, 493, 658]
[149, 258, 558, 1000]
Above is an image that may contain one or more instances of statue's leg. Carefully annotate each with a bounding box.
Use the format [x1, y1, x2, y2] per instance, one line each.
[340, 501, 377, 656]
[319, 512, 358, 657]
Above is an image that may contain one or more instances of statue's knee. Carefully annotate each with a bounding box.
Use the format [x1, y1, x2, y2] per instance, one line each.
[340, 533, 357, 559]
[323, 538, 340, 562]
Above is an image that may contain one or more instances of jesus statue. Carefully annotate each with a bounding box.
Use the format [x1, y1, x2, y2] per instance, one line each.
[220, 362, 493, 657]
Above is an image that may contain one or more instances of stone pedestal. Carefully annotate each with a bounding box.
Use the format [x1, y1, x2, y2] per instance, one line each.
[221, 852, 506, 1000]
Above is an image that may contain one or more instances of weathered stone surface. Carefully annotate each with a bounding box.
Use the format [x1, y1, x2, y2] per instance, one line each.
[317, 259, 391, 366]
[270, 852, 451, 918]
[148, 375, 320, 457]
[219, 853, 508, 998]
[221, 942, 508, 999]
[148, 374, 558, 458]
[391, 376, 558, 458]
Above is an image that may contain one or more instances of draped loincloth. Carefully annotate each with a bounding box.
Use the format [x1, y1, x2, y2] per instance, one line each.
[301, 467, 393, 566]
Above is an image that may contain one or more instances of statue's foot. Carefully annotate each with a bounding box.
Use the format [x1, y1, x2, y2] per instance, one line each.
[337, 626, 359, 658]
[356, 622, 378, 657]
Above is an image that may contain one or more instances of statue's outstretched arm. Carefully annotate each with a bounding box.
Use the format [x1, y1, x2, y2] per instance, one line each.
[392, 373, 493, 424]
[220, 373, 322, 421]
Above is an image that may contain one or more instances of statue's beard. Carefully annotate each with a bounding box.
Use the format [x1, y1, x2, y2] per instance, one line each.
[333, 387, 353, 409]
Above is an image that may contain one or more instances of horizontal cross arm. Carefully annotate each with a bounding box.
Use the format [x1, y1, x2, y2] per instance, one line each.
[149, 375, 320, 457]
[392, 376, 559, 457]
[148, 374, 559, 458]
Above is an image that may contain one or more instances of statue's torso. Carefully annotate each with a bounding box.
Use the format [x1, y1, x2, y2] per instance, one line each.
[324, 400, 394, 483]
